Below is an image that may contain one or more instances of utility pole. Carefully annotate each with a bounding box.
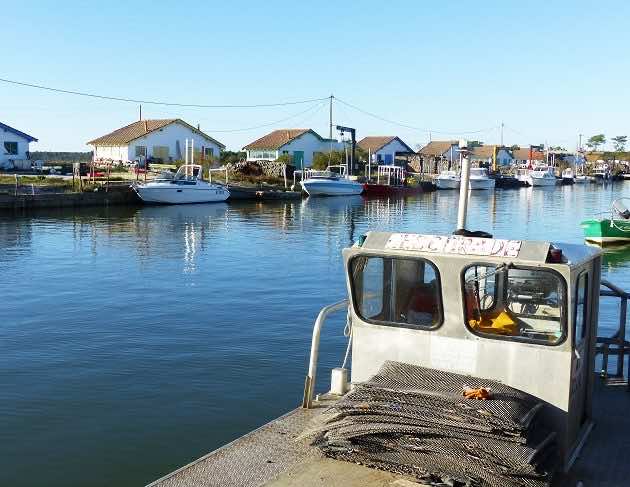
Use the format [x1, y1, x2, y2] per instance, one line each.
[578, 133, 583, 152]
[139, 104, 142, 121]
[329, 95, 333, 140]
[500, 122, 504, 146]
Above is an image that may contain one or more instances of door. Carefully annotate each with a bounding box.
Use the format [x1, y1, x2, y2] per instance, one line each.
[293, 151, 304, 168]
[569, 271, 591, 448]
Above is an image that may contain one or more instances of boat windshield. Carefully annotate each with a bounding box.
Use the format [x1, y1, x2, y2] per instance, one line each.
[350, 256, 442, 329]
[462, 264, 566, 345]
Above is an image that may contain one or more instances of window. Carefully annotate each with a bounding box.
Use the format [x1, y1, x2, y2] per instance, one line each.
[463, 265, 566, 345]
[351, 256, 442, 329]
[575, 273, 588, 347]
[204, 147, 214, 158]
[249, 150, 276, 160]
[4, 141, 18, 155]
[135, 146, 147, 157]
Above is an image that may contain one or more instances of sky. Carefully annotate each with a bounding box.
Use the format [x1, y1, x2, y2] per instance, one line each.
[2, 0, 629, 152]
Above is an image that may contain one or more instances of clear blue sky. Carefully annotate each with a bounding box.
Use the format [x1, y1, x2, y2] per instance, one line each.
[2, 0, 629, 152]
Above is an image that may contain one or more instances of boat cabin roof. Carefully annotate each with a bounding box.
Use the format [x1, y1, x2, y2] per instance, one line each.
[357, 231, 600, 268]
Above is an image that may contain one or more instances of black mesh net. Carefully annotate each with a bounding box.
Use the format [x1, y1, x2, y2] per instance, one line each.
[311, 361, 557, 487]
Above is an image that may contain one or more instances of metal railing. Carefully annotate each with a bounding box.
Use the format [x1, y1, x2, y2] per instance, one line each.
[302, 299, 348, 409]
[596, 279, 629, 386]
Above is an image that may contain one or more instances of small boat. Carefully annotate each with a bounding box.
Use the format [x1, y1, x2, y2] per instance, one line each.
[435, 170, 460, 189]
[301, 166, 363, 196]
[575, 174, 589, 184]
[132, 164, 230, 204]
[515, 167, 532, 186]
[581, 198, 630, 245]
[529, 165, 557, 187]
[592, 163, 611, 180]
[468, 167, 495, 190]
[561, 167, 575, 185]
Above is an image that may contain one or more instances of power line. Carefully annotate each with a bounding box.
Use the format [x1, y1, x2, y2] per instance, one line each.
[209, 101, 326, 133]
[0, 77, 329, 108]
[334, 97, 498, 135]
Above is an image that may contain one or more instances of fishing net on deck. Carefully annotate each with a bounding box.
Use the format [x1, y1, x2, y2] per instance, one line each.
[309, 361, 558, 487]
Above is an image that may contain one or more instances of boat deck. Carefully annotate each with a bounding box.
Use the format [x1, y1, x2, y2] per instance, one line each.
[147, 377, 630, 487]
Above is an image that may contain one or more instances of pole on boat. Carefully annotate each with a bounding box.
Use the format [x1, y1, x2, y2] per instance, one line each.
[456, 140, 471, 231]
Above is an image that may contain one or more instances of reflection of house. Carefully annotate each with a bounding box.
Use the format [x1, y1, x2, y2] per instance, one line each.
[357, 136, 414, 164]
[470, 145, 513, 166]
[418, 140, 460, 163]
[1, 121, 38, 168]
[243, 129, 340, 167]
[512, 147, 545, 165]
[88, 119, 225, 163]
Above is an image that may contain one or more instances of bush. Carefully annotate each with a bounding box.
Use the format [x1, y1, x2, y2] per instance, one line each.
[276, 153, 293, 165]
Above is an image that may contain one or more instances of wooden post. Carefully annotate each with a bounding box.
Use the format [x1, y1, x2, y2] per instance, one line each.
[283, 164, 287, 189]
[14, 174, 18, 196]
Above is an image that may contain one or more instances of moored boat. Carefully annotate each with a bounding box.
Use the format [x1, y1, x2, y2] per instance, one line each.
[530, 165, 557, 186]
[435, 170, 460, 189]
[561, 167, 575, 184]
[301, 167, 363, 196]
[581, 198, 630, 244]
[468, 167, 495, 190]
[132, 164, 230, 204]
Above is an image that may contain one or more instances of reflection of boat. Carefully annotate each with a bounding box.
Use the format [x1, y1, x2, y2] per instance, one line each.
[435, 170, 460, 189]
[132, 164, 230, 204]
[301, 166, 363, 196]
[581, 198, 630, 245]
[468, 167, 495, 190]
[529, 166, 557, 187]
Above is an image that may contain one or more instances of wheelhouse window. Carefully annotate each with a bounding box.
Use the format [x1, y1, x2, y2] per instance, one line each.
[4, 141, 18, 155]
[463, 264, 566, 345]
[351, 256, 442, 329]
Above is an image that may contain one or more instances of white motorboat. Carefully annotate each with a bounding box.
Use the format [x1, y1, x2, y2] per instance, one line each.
[132, 164, 230, 204]
[515, 167, 531, 186]
[468, 167, 495, 190]
[529, 165, 557, 187]
[301, 166, 364, 196]
[435, 170, 460, 189]
[575, 175, 589, 184]
[561, 167, 575, 185]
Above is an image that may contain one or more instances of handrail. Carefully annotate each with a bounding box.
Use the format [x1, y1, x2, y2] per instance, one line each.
[302, 299, 349, 409]
[596, 280, 629, 385]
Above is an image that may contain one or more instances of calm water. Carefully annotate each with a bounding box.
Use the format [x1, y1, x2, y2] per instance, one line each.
[2, 183, 630, 487]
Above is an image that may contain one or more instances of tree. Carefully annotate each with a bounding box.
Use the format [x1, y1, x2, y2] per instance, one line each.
[586, 134, 606, 151]
[611, 135, 627, 153]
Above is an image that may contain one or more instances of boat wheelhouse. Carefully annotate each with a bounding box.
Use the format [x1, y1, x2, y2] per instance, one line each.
[468, 166, 495, 189]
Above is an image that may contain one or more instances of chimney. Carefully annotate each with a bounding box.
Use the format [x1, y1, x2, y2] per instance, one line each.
[144, 120, 148, 133]
[197, 123, 200, 130]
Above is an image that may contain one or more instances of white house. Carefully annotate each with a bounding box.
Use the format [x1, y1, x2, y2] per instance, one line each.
[1, 121, 38, 168]
[357, 136, 414, 165]
[243, 129, 341, 167]
[88, 119, 225, 163]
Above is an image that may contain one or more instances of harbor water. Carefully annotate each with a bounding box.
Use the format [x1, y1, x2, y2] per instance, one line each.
[2, 183, 630, 487]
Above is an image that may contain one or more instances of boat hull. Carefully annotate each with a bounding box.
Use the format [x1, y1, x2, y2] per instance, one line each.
[134, 184, 230, 204]
[469, 178, 495, 190]
[530, 176, 557, 187]
[301, 178, 364, 196]
[435, 178, 460, 190]
[581, 219, 630, 244]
